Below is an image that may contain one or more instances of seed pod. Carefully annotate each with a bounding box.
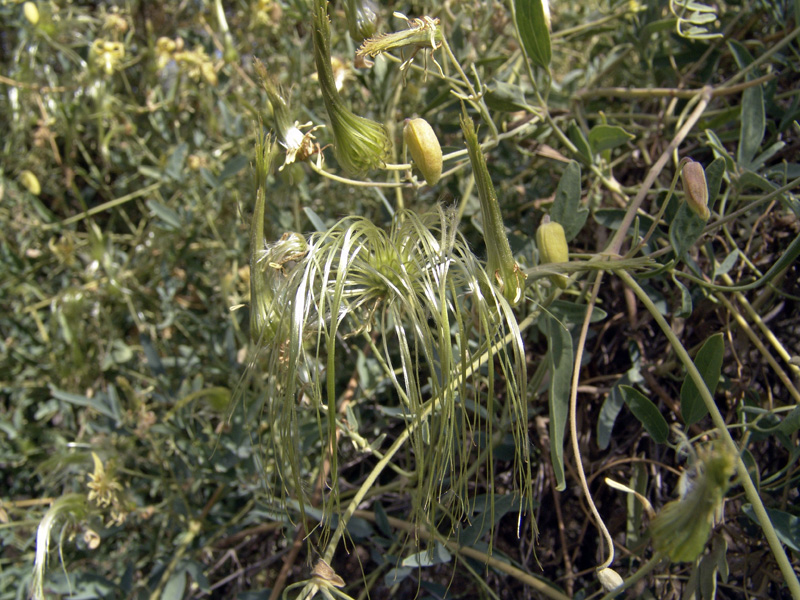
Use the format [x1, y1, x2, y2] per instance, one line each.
[404, 118, 442, 186]
[19, 170, 41, 195]
[681, 160, 710, 221]
[536, 219, 569, 289]
[23, 2, 39, 25]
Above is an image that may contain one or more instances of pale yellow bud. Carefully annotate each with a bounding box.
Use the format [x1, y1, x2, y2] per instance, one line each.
[404, 117, 442, 186]
[536, 219, 569, 288]
[597, 567, 623, 592]
[681, 160, 710, 221]
[23, 2, 39, 26]
[19, 170, 41, 195]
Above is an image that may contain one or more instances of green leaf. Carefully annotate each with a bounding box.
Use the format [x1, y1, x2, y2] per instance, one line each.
[401, 541, 452, 567]
[165, 142, 188, 182]
[568, 121, 593, 164]
[668, 199, 706, 261]
[743, 506, 800, 552]
[543, 313, 572, 491]
[672, 274, 693, 318]
[737, 82, 765, 168]
[704, 156, 726, 210]
[550, 161, 587, 242]
[597, 375, 627, 450]
[619, 385, 669, 443]
[484, 81, 531, 112]
[548, 300, 607, 326]
[514, 0, 551, 70]
[147, 199, 182, 231]
[588, 124, 635, 154]
[219, 154, 248, 181]
[680, 332, 724, 426]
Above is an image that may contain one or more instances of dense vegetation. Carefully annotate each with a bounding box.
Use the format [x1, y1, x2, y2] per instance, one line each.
[2, 0, 799, 598]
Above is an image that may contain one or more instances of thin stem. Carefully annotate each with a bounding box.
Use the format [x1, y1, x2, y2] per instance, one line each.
[617, 268, 800, 600]
[597, 553, 664, 600]
[352, 510, 571, 600]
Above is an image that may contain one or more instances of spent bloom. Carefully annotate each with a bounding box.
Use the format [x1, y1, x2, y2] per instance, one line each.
[650, 441, 736, 562]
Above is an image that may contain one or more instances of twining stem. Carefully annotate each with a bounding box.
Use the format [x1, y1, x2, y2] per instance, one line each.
[617, 268, 800, 600]
[564, 87, 714, 575]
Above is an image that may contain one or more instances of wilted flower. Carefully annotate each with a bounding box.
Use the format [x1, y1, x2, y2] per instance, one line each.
[404, 117, 442, 185]
[650, 441, 736, 562]
[461, 106, 526, 305]
[312, 0, 390, 176]
[254, 60, 322, 170]
[357, 12, 443, 75]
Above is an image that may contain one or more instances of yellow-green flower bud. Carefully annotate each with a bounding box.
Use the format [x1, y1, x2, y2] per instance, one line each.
[19, 170, 41, 195]
[681, 160, 710, 221]
[536, 219, 569, 289]
[23, 1, 39, 25]
[650, 441, 736, 563]
[404, 118, 442, 186]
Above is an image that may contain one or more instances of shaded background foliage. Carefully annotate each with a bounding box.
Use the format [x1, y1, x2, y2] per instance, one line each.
[1, 0, 800, 599]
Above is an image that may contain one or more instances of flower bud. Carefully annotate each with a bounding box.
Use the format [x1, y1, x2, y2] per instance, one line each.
[597, 567, 623, 592]
[313, 0, 390, 176]
[461, 107, 526, 305]
[19, 170, 41, 195]
[23, 2, 39, 25]
[404, 118, 442, 186]
[344, 0, 378, 43]
[681, 160, 709, 221]
[536, 219, 569, 289]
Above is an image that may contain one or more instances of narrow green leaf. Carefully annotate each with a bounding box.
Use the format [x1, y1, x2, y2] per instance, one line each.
[668, 200, 706, 261]
[619, 385, 669, 443]
[704, 156, 725, 210]
[672, 274, 693, 318]
[165, 142, 188, 182]
[550, 161, 587, 242]
[737, 83, 765, 168]
[514, 0, 551, 69]
[743, 506, 800, 552]
[680, 332, 724, 426]
[588, 124, 635, 154]
[219, 154, 248, 181]
[568, 121, 593, 164]
[147, 199, 182, 231]
[543, 313, 572, 491]
[597, 376, 626, 450]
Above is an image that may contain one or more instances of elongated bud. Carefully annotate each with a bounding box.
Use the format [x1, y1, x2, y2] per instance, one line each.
[404, 118, 442, 186]
[681, 160, 709, 221]
[344, 0, 378, 43]
[650, 441, 735, 562]
[460, 106, 526, 305]
[19, 170, 41, 195]
[24, 1, 39, 25]
[597, 567, 623, 592]
[536, 218, 569, 289]
[313, 0, 390, 176]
